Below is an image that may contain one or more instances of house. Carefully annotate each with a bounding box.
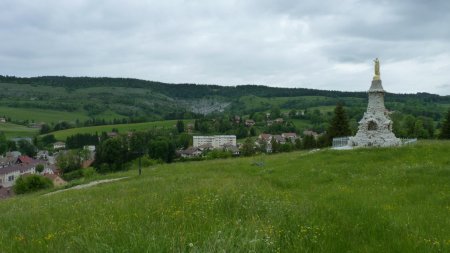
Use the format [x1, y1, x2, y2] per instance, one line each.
[29, 122, 45, 129]
[282, 133, 298, 142]
[266, 120, 273, 126]
[53, 142, 66, 150]
[0, 165, 36, 188]
[0, 155, 17, 168]
[36, 150, 49, 160]
[222, 143, 240, 156]
[107, 132, 119, 138]
[5, 151, 21, 158]
[0, 118, 6, 123]
[303, 130, 319, 139]
[84, 145, 96, 152]
[197, 143, 214, 151]
[16, 155, 35, 165]
[41, 165, 56, 175]
[258, 133, 272, 142]
[11, 137, 32, 145]
[234, 115, 241, 124]
[245, 119, 255, 127]
[193, 135, 236, 149]
[274, 118, 284, 124]
[272, 135, 286, 144]
[0, 158, 56, 188]
[178, 147, 202, 158]
[255, 139, 272, 153]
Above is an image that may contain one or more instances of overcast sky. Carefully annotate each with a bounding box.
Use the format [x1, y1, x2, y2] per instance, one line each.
[1, 0, 449, 95]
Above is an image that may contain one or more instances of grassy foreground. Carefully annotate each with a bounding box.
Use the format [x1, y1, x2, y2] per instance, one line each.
[1, 141, 449, 252]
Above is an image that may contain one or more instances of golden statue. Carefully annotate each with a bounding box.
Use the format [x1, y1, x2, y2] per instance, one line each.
[373, 58, 380, 80]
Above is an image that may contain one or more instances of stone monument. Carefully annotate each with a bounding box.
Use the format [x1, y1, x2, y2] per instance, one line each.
[348, 58, 401, 147]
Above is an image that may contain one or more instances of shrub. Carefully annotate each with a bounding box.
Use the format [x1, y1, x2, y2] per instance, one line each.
[36, 164, 44, 174]
[82, 167, 97, 178]
[62, 169, 84, 181]
[13, 175, 53, 194]
[134, 155, 161, 168]
[205, 149, 232, 159]
[62, 168, 98, 181]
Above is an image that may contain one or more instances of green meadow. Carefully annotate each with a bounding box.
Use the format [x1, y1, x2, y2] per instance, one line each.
[0, 122, 38, 138]
[49, 120, 193, 140]
[0, 141, 449, 252]
[0, 106, 123, 124]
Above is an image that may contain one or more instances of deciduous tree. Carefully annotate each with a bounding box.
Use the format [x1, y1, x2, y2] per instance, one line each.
[439, 109, 450, 139]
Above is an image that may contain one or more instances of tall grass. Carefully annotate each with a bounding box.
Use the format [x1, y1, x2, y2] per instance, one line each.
[0, 141, 449, 252]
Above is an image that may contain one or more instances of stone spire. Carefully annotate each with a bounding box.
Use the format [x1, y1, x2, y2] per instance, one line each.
[348, 59, 400, 147]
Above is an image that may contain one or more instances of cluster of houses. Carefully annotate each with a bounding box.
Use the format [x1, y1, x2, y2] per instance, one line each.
[0, 152, 64, 198]
[177, 130, 321, 158]
[0, 141, 96, 199]
[234, 115, 285, 127]
[255, 132, 299, 152]
[178, 135, 240, 158]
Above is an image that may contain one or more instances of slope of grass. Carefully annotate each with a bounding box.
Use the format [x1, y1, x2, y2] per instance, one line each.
[0, 122, 38, 138]
[0, 106, 125, 124]
[0, 141, 449, 252]
[0, 106, 86, 123]
[48, 120, 193, 140]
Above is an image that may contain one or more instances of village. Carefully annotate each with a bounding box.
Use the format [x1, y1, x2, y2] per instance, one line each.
[0, 140, 97, 198]
[0, 124, 324, 199]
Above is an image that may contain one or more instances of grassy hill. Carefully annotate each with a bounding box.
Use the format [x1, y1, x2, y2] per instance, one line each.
[1, 76, 449, 124]
[1, 141, 449, 252]
[0, 122, 38, 138]
[48, 120, 193, 140]
[0, 106, 122, 124]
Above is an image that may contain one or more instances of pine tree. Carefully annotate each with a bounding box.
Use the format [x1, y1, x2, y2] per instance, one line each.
[439, 109, 450, 139]
[250, 127, 256, 136]
[241, 138, 255, 156]
[302, 135, 316, 149]
[327, 103, 351, 142]
[176, 120, 185, 133]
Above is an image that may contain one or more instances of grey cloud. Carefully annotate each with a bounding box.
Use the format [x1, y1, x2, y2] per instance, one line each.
[0, 0, 449, 95]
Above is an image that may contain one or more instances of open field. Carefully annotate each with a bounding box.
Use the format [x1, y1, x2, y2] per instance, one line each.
[0, 122, 38, 138]
[290, 119, 311, 130]
[1, 141, 449, 252]
[0, 106, 122, 124]
[0, 106, 87, 123]
[48, 120, 194, 140]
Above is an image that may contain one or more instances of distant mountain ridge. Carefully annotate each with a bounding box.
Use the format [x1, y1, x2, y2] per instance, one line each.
[1, 75, 448, 100]
[0, 75, 449, 124]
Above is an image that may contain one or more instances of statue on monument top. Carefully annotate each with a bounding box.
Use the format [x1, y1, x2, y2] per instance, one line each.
[373, 58, 380, 80]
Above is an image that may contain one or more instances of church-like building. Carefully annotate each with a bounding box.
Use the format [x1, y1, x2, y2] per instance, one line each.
[348, 58, 401, 147]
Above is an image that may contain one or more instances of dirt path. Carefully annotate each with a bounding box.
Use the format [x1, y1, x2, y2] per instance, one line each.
[44, 177, 129, 196]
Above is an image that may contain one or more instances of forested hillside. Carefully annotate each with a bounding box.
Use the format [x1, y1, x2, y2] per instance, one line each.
[1, 75, 449, 140]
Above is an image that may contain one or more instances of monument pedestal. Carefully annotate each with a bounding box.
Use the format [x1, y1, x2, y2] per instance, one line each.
[348, 78, 401, 147]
